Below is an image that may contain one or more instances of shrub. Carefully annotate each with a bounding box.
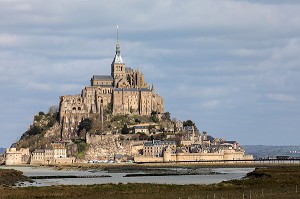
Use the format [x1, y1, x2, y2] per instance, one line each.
[78, 118, 93, 133]
[121, 124, 129, 134]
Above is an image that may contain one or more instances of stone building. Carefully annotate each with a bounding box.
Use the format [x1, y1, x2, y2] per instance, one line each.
[59, 29, 164, 140]
[143, 140, 176, 157]
[31, 143, 74, 165]
[5, 148, 30, 165]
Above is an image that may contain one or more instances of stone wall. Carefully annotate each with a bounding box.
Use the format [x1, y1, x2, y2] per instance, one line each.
[134, 155, 164, 163]
[5, 148, 30, 165]
[85, 133, 144, 160]
[134, 150, 254, 163]
[54, 157, 75, 164]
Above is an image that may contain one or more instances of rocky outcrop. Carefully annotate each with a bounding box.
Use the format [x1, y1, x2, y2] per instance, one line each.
[85, 135, 131, 160]
[0, 153, 5, 165]
[0, 169, 33, 186]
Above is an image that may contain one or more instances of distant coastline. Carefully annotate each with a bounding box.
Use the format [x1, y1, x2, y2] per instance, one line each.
[242, 145, 300, 158]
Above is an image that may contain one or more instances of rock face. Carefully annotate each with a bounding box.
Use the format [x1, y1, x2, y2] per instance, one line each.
[0, 154, 5, 165]
[85, 134, 133, 161]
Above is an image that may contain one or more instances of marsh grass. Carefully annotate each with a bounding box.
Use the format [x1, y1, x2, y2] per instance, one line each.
[0, 165, 300, 198]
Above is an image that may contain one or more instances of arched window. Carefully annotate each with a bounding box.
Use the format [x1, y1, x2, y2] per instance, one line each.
[72, 107, 76, 110]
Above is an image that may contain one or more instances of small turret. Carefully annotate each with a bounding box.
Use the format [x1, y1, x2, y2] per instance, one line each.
[151, 83, 155, 92]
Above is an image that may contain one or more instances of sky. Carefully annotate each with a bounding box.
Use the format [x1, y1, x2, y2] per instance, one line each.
[0, 0, 300, 147]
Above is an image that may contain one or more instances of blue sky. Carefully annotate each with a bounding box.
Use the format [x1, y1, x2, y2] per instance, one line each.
[0, 0, 300, 147]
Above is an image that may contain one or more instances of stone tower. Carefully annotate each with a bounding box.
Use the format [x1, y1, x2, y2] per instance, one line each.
[111, 26, 126, 85]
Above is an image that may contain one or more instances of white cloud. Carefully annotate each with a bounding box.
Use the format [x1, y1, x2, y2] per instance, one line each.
[266, 93, 297, 102]
[0, 34, 19, 46]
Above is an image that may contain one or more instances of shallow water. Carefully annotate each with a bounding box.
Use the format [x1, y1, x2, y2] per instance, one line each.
[0, 166, 254, 187]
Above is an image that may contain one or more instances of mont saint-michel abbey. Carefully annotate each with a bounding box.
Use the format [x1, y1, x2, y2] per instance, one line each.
[59, 31, 164, 139]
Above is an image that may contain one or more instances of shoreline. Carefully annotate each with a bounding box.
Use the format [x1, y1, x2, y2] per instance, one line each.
[2, 161, 299, 171]
[38, 162, 300, 170]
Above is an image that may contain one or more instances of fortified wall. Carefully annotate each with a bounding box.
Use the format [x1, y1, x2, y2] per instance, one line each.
[134, 150, 254, 163]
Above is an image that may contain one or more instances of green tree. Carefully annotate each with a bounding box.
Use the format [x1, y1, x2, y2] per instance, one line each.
[47, 117, 56, 128]
[137, 132, 149, 140]
[21, 126, 42, 139]
[76, 141, 88, 159]
[151, 115, 159, 123]
[38, 111, 45, 116]
[162, 112, 171, 121]
[91, 119, 102, 135]
[78, 118, 93, 133]
[183, 119, 195, 127]
[121, 124, 129, 134]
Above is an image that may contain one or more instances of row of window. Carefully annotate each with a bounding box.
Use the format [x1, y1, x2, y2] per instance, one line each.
[95, 81, 112, 85]
[115, 65, 123, 71]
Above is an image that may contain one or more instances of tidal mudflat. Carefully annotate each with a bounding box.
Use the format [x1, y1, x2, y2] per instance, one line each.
[1, 165, 254, 186]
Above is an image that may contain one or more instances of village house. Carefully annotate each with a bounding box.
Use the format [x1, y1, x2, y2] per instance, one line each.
[132, 126, 149, 134]
[31, 143, 74, 165]
[143, 140, 176, 157]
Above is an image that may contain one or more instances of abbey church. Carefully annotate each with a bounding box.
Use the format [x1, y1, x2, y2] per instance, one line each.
[59, 30, 164, 139]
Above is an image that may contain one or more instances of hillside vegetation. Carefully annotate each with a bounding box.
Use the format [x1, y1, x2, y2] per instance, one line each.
[14, 106, 61, 152]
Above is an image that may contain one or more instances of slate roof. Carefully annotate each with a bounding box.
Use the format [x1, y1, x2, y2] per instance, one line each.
[99, 85, 113, 88]
[113, 88, 123, 91]
[144, 140, 176, 146]
[139, 88, 151, 92]
[33, 149, 45, 153]
[92, 75, 113, 80]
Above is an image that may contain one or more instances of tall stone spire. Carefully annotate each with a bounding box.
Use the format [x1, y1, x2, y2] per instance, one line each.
[112, 25, 123, 64]
[116, 25, 121, 55]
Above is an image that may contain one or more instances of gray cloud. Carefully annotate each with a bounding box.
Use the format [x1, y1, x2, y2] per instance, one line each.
[0, 0, 300, 146]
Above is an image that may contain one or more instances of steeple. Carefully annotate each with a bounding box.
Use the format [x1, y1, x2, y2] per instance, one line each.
[111, 26, 125, 79]
[116, 25, 121, 55]
[112, 25, 124, 64]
